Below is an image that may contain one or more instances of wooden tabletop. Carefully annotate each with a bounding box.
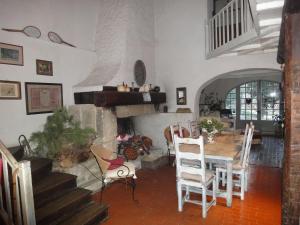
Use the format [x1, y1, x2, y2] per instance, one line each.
[179, 133, 242, 160]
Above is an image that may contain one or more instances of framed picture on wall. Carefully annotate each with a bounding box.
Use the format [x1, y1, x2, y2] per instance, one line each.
[0, 80, 21, 99]
[0, 42, 23, 65]
[36, 59, 53, 76]
[25, 82, 63, 114]
[176, 87, 187, 105]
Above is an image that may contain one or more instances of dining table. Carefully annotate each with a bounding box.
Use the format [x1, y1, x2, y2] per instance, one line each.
[179, 132, 243, 207]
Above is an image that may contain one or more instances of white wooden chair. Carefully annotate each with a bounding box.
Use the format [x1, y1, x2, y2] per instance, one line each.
[90, 144, 137, 202]
[174, 135, 216, 218]
[219, 123, 250, 187]
[164, 124, 189, 165]
[216, 125, 254, 200]
[188, 120, 200, 138]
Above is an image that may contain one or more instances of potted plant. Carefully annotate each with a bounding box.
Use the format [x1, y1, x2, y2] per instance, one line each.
[199, 118, 224, 143]
[29, 107, 95, 167]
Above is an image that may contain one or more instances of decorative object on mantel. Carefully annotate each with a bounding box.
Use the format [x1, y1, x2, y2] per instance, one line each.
[36, 59, 53, 76]
[0, 80, 21, 99]
[0, 42, 23, 65]
[139, 84, 151, 92]
[176, 87, 187, 105]
[2, 26, 41, 38]
[199, 118, 223, 143]
[117, 82, 130, 92]
[48, 31, 75, 47]
[134, 60, 146, 86]
[29, 107, 95, 168]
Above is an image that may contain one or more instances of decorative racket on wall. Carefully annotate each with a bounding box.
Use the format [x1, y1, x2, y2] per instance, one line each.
[2, 26, 41, 38]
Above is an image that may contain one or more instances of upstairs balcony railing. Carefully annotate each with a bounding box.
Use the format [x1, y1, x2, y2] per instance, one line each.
[206, 0, 258, 58]
[0, 140, 36, 225]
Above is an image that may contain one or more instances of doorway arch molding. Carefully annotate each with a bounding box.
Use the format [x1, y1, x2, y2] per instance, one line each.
[193, 68, 282, 116]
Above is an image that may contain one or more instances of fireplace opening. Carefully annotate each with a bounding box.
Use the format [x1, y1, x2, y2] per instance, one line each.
[116, 117, 153, 159]
[117, 117, 135, 136]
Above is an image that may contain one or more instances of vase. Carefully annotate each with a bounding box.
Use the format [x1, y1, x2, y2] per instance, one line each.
[207, 132, 215, 143]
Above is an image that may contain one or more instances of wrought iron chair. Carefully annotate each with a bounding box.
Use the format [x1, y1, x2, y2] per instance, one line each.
[216, 125, 254, 200]
[174, 135, 216, 218]
[90, 144, 137, 202]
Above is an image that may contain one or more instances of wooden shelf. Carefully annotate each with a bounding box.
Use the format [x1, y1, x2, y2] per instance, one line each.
[74, 91, 166, 107]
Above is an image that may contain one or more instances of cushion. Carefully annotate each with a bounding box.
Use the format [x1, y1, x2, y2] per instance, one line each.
[105, 161, 136, 181]
[180, 170, 215, 184]
[103, 157, 125, 170]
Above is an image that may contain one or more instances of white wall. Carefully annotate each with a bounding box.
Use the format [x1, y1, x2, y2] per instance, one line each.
[0, 0, 99, 51]
[0, 0, 98, 146]
[133, 113, 193, 154]
[154, 0, 281, 115]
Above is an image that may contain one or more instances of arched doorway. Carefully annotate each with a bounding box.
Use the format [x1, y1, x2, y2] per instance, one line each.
[198, 68, 283, 134]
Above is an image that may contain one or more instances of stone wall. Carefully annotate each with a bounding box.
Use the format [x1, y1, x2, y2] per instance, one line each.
[69, 105, 117, 151]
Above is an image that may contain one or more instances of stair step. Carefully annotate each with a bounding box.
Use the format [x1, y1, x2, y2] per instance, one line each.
[34, 172, 77, 205]
[56, 202, 108, 225]
[36, 188, 91, 225]
[26, 157, 53, 184]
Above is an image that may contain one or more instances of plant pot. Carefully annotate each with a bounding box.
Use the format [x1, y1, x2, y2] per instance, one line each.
[207, 133, 215, 143]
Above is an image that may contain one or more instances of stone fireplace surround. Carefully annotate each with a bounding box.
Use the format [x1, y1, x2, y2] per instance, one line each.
[53, 104, 157, 191]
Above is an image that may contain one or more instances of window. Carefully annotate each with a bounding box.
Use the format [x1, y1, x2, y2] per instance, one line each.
[261, 81, 280, 121]
[225, 88, 236, 116]
[225, 80, 281, 121]
[240, 82, 258, 120]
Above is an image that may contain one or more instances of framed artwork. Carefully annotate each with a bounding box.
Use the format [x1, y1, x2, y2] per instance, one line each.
[36, 59, 53, 76]
[25, 82, 63, 114]
[176, 87, 187, 105]
[0, 80, 21, 99]
[0, 42, 23, 65]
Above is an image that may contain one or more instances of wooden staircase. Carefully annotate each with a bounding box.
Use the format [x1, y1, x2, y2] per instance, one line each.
[10, 147, 108, 225]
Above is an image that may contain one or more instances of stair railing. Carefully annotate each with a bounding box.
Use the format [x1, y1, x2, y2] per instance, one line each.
[0, 140, 36, 225]
[206, 0, 257, 58]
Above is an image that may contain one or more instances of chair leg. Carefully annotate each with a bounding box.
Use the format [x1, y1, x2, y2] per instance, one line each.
[245, 170, 248, 192]
[212, 179, 216, 206]
[99, 181, 105, 203]
[240, 172, 245, 200]
[221, 171, 226, 187]
[186, 186, 190, 200]
[202, 187, 207, 218]
[216, 169, 220, 191]
[168, 149, 171, 166]
[177, 182, 183, 212]
[130, 177, 136, 201]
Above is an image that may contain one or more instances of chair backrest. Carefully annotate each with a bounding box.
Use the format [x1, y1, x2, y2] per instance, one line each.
[166, 124, 190, 145]
[188, 120, 200, 138]
[239, 123, 250, 164]
[90, 144, 112, 175]
[241, 125, 254, 168]
[174, 135, 206, 182]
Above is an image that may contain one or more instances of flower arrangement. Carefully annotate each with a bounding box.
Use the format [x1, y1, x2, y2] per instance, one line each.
[199, 118, 224, 134]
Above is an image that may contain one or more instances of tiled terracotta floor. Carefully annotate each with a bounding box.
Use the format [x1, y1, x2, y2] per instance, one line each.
[95, 165, 281, 225]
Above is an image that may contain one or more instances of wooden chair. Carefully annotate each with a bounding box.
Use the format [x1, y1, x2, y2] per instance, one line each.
[188, 120, 200, 138]
[90, 144, 137, 202]
[216, 125, 254, 200]
[164, 124, 189, 165]
[174, 135, 216, 218]
[219, 123, 250, 187]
